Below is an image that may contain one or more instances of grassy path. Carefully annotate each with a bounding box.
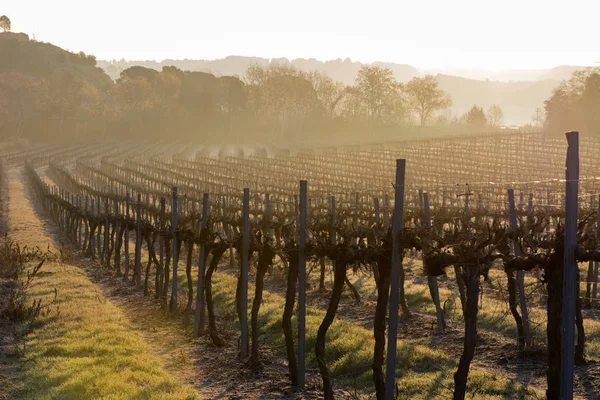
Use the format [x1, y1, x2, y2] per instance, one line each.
[7, 172, 199, 399]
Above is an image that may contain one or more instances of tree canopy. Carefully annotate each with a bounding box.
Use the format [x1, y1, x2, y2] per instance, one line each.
[0, 15, 10, 33]
[405, 75, 452, 126]
[544, 68, 600, 134]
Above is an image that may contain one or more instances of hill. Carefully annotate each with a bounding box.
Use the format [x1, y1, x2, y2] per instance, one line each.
[97, 56, 421, 86]
[0, 32, 113, 91]
[435, 74, 558, 125]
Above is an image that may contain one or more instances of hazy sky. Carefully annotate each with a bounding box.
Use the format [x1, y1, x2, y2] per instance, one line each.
[4, 0, 599, 69]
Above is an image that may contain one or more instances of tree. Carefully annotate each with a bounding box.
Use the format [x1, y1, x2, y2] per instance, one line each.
[354, 66, 404, 123]
[306, 71, 345, 118]
[405, 75, 452, 126]
[487, 104, 504, 128]
[0, 15, 10, 33]
[465, 105, 487, 128]
[544, 69, 600, 133]
[581, 72, 600, 133]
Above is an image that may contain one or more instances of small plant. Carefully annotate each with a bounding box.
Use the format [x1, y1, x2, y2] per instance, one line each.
[0, 237, 56, 323]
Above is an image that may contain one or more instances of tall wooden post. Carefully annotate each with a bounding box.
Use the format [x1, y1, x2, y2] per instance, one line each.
[124, 192, 130, 280]
[298, 180, 307, 387]
[159, 198, 166, 297]
[96, 195, 101, 260]
[241, 188, 250, 357]
[136, 193, 142, 288]
[561, 131, 579, 400]
[115, 194, 121, 274]
[385, 159, 406, 400]
[592, 204, 599, 308]
[171, 187, 178, 312]
[103, 196, 109, 264]
[194, 193, 210, 337]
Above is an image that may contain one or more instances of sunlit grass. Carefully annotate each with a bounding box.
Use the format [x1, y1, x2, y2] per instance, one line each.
[8, 176, 198, 400]
[17, 260, 199, 400]
[206, 266, 537, 398]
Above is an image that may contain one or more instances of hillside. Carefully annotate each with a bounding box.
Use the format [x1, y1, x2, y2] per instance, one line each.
[435, 74, 558, 125]
[0, 32, 113, 91]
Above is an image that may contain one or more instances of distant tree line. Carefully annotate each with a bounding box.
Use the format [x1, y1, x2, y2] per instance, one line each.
[1, 34, 527, 143]
[544, 68, 600, 135]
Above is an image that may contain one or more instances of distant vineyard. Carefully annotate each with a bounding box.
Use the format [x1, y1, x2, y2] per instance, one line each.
[4, 131, 600, 399]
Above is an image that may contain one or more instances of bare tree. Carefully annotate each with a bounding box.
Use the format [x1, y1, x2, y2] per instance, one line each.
[405, 75, 452, 126]
[487, 104, 504, 127]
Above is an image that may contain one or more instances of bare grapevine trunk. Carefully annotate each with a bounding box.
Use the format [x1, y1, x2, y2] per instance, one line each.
[546, 255, 562, 400]
[163, 239, 171, 303]
[345, 276, 361, 303]
[454, 265, 467, 317]
[206, 245, 227, 346]
[319, 258, 326, 292]
[251, 242, 274, 365]
[316, 257, 347, 400]
[144, 233, 157, 296]
[372, 242, 391, 400]
[185, 240, 194, 313]
[506, 269, 525, 351]
[399, 262, 411, 317]
[453, 264, 480, 400]
[585, 260, 594, 307]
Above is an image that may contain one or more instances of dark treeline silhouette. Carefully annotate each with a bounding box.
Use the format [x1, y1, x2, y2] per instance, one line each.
[544, 68, 600, 135]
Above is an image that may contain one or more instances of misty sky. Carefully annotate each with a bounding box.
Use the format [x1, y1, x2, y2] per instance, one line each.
[4, 0, 599, 69]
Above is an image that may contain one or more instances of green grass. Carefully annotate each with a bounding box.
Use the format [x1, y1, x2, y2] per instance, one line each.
[17, 260, 199, 399]
[102, 235, 600, 399]
[204, 263, 542, 398]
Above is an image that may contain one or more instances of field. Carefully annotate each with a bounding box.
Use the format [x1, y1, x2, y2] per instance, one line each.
[1, 131, 599, 400]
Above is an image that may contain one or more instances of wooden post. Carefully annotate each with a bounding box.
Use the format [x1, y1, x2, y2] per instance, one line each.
[115, 194, 121, 274]
[424, 192, 444, 335]
[159, 198, 165, 297]
[241, 188, 250, 358]
[78, 196, 82, 248]
[171, 187, 178, 312]
[385, 159, 406, 400]
[194, 193, 210, 337]
[223, 197, 235, 267]
[124, 192, 130, 280]
[90, 199, 95, 258]
[136, 193, 142, 288]
[84, 195, 89, 252]
[97, 195, 101, 260]
[592, 204, 599, 308]
[508, 189, 532, 348]
[561, 131, 579, 400]
[298, 180, 307, 387]
[103, 197, 109, 264]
